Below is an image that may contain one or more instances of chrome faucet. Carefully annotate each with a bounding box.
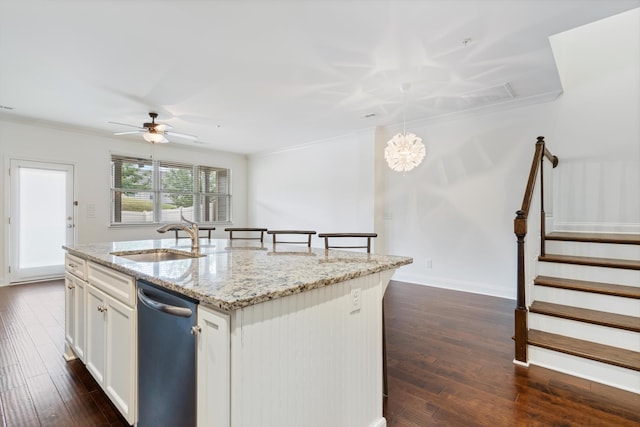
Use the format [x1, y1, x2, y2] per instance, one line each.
[157, 212, 200, 254]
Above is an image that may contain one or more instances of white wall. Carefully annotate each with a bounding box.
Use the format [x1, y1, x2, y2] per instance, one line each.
[247, 102, 556, 299]
[248, 8, 639, 300]
[0, 118, 247, 284]
[549, 8, 640, 232]
[379, 103, 560, 299]
[248, 130, 376, 247]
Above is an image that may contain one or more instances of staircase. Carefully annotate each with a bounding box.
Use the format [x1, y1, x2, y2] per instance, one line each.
[527, 231, 640, 393]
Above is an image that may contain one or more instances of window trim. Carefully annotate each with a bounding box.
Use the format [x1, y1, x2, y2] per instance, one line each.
[109, 155, 231, 226]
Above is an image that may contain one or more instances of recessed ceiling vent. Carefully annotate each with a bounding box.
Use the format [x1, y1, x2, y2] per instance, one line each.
[460, 83, 514, 109]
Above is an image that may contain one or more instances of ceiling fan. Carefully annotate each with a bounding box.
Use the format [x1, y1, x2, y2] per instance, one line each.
[110, 112, 197, 144]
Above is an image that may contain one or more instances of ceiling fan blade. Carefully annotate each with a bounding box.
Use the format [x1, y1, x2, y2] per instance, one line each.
[114, 130, 144, 136]
[165, 130, 198, 140]
[108, 121, 143, 129]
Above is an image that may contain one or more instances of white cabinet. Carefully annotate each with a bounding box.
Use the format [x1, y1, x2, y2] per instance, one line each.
[64, 273, 87, 361]
[64, 275, 75, 352]
[86, 284, 136, 423]
[104, 292, 136, 423]
[64, 253, 87, 362]
[84, 261, 137, 426]
[197, 305, 230, 427]
[65, 252, 86, 279]
[85, 284, 107, 385]
[87, 261, 136, 306]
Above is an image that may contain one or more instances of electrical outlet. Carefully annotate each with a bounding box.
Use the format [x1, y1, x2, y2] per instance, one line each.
[350, 287, 361, 313]
[425, 259, 433, 269]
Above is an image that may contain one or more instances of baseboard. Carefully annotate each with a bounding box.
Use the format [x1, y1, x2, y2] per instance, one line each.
[513, 359, 529, 367]
[393, 272, 515, 300]
[6, 275, 65, 285]
[528, 346, 640, 395]
[369, 417, 387, 427]
[552, 221, 640, 234]
[63, 343, 78, 361]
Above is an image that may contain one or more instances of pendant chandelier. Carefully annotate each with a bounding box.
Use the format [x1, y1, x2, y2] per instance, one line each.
[384, 83, 426, 172]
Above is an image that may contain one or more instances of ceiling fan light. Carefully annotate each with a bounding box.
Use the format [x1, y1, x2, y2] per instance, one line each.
[143, 131, 166, 144]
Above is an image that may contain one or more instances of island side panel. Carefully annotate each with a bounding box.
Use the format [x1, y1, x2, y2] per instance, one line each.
[229, 271, 391, 427]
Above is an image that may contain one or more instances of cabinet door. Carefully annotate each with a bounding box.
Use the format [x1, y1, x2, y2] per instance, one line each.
[197, 306, 230, 427]
[64, 275, 76, 351]
[105, 295, 136, 425]
[73, 278, 87, 361]
[85, 285, 107, 386]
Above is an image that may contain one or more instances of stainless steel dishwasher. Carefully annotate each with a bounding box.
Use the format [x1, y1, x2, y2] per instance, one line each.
[137, 279, 198, 427]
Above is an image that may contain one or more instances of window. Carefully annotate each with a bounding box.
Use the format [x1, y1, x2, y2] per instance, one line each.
[110, 155, 231, 225]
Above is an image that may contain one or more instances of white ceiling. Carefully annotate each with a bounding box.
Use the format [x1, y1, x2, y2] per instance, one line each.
[1, 1, 638, 154]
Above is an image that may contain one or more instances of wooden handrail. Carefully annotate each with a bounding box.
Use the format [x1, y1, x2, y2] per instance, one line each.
[513, 136, 558, 363]
[518, 137, 558, 217]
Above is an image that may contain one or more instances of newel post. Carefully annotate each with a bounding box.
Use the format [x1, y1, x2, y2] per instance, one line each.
[514, 210, 528, 363]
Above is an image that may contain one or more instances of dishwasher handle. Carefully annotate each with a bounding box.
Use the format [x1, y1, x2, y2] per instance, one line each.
[138, 288, 193, 318]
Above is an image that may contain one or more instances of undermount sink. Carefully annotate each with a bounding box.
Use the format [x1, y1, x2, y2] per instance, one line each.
[111, 249, 202, 262]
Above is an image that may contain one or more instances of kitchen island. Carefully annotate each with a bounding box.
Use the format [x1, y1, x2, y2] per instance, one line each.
[63, 238, 412, 427]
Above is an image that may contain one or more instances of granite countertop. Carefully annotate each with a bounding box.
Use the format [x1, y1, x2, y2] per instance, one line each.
[64, 239, 413, 311]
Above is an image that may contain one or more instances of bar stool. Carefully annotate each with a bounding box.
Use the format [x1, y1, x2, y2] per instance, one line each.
[318, 232, 387, 397]
[267, 230, 316, 247]
[168, 209, 215, 239]
[317, 232, 377, 252]
[165, 225, 216, 239]
[224, 227, 268, 242]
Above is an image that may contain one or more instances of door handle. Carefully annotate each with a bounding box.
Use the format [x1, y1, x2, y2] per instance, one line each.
[137, 288, 193, 318]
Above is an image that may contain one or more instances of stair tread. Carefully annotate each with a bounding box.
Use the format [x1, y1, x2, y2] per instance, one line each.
[546, 232, 640, 245]
[529, 301, 640, 332]
[534, 276, 640, 299]
[539, 254, 640, 270]
[528, 329, 640, 372]
[528, 329, 640, 371]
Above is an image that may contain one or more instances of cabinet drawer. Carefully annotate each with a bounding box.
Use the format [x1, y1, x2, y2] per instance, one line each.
[65, 253, 87, 280]
[88, 261, 135, 306]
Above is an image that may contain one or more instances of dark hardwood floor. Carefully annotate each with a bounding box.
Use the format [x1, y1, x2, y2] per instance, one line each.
[0, 280, 128, 427]
[383, 281, 640, 426]
[1, 279, 638, 426]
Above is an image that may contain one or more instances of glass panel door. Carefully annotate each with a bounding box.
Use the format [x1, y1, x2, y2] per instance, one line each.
[9, 159, 74, 283]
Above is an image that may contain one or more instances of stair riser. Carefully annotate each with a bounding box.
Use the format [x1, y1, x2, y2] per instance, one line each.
[546, 241, 640, 261]
[533, 286, 639, 317]
[538, 262, 640, 287]
[528, 313, 640, 351]
[528, 346, 640, 394]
